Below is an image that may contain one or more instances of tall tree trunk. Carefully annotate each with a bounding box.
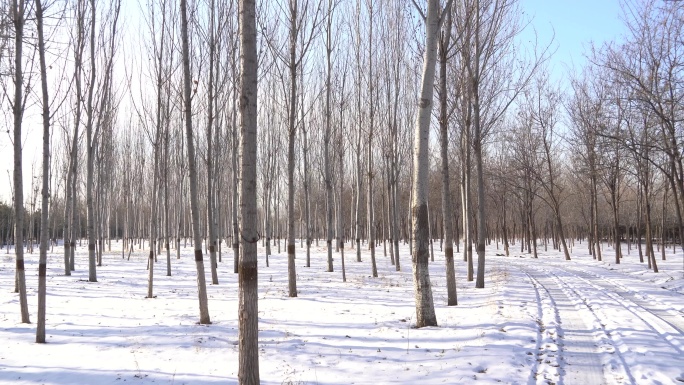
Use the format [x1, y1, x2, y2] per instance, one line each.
[85, 0, 97, 283]
[666, 158, 684, 253]
[231, 76, 240, 274]
[338, 134, 347, 282]
[612, 185, 621, 264]
[264, 183, 271, 262]
[367, 0, 377, 278]
[36, 0, 50, 340]
[302, 115, 311, 268]
[276, 176, 281, 254]
[181, 0, 211, 324]
[146, 135, 160, 297]
[146, 0, 165, 295]
[636, 184, 644, 263]
[286, 0, 298, 297]
[386, 167, 394, 264]
[542, 130, 571, 261]
[206, 0, 219, 285]
[264, 145, 273, 261]
[237, 0, 260, 381]
[410, 0, 444, 328]
[555, 212, 571, 260]
[354, 1, 363, 263]
[355, 120, 362, 262]
[591, 166, 602, 261]
[471, 0, 487, 289]
[389, 71, 400, 268]
[12, 0, 30, 323]
[391, 166, 400, 270]
[68, 0, 86, 273]
[177, 165, 184, 261]
[64, 155, 74, 275]
[525, 193, 533, 255]
[644, 179, 658, 272]
[164, 120, 171, 276]
[661, 185, 667, 261]
[438, 8, 456, 305]
[462, 124, 474, 281]
[530, 210, 538, 259]
[324, 0, 334, 272]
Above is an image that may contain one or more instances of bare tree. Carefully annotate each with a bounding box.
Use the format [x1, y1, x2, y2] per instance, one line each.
[595, 83, 627, 265]
[567, 69, 604, 262]
[523, 72, 572, 261]
[353, 0, 363, 263]
[84, 0, 98, 282]
[335, 55, 349, 281]
[438, 3, 457, 305]
[139, 0, 168, 297]
[605, 0, 684, 253]
[459, 0, 547, 288]
[35, 0, 52, 343]
[205, 0, 219, 285]
[10, 0, 30, 323]
[323, 0, 338, 272]
[365, 0, 378, 278]
[181, 0, 211, 324]
[64, 0, 87, 274]
[409, 0, 452, 328]
[237, 0, 259, 381]
[266, 0, 323, 297]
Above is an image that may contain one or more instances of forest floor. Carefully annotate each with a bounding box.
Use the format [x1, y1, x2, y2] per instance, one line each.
[0, 239, 683, 384]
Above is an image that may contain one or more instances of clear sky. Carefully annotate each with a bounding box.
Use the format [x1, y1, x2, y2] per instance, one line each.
[519, 0, 627, 82]
[0, 0, 629, 205]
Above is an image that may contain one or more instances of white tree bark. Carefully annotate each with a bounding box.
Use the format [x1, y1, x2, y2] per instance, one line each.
[410, 0, 445, 328]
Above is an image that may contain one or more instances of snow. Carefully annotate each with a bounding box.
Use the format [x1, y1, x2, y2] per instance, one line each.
[1, 239, 683, 384]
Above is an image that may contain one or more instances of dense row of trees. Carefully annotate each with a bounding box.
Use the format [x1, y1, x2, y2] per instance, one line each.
[2, 0, 683, 382]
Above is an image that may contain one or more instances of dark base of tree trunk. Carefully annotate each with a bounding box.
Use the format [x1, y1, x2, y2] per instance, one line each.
[475, 244, 485, 289]
[445, 247, 457, 306]
[413, 204, 437, 328]
[287, 244, 297, 297]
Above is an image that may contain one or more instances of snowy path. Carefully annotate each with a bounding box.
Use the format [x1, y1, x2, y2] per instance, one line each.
[515, 261, 607, 385]
[560, 264, 684, 334]
[511, 256, 684, 384]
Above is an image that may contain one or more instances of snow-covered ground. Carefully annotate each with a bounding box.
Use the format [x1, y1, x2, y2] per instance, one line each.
[1, 239, 683, 384]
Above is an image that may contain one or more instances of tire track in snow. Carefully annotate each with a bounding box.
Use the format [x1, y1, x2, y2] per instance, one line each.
[546, 265, 684, 358]
[534, 262, 684, 384]
[515, 263, 608, 385]
[560, 264, 684, 335]
[520, 268, 564, 385]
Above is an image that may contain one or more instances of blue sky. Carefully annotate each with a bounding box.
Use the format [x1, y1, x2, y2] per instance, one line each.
[0, 1, 631, 204]
[519, 0, 627, 84]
